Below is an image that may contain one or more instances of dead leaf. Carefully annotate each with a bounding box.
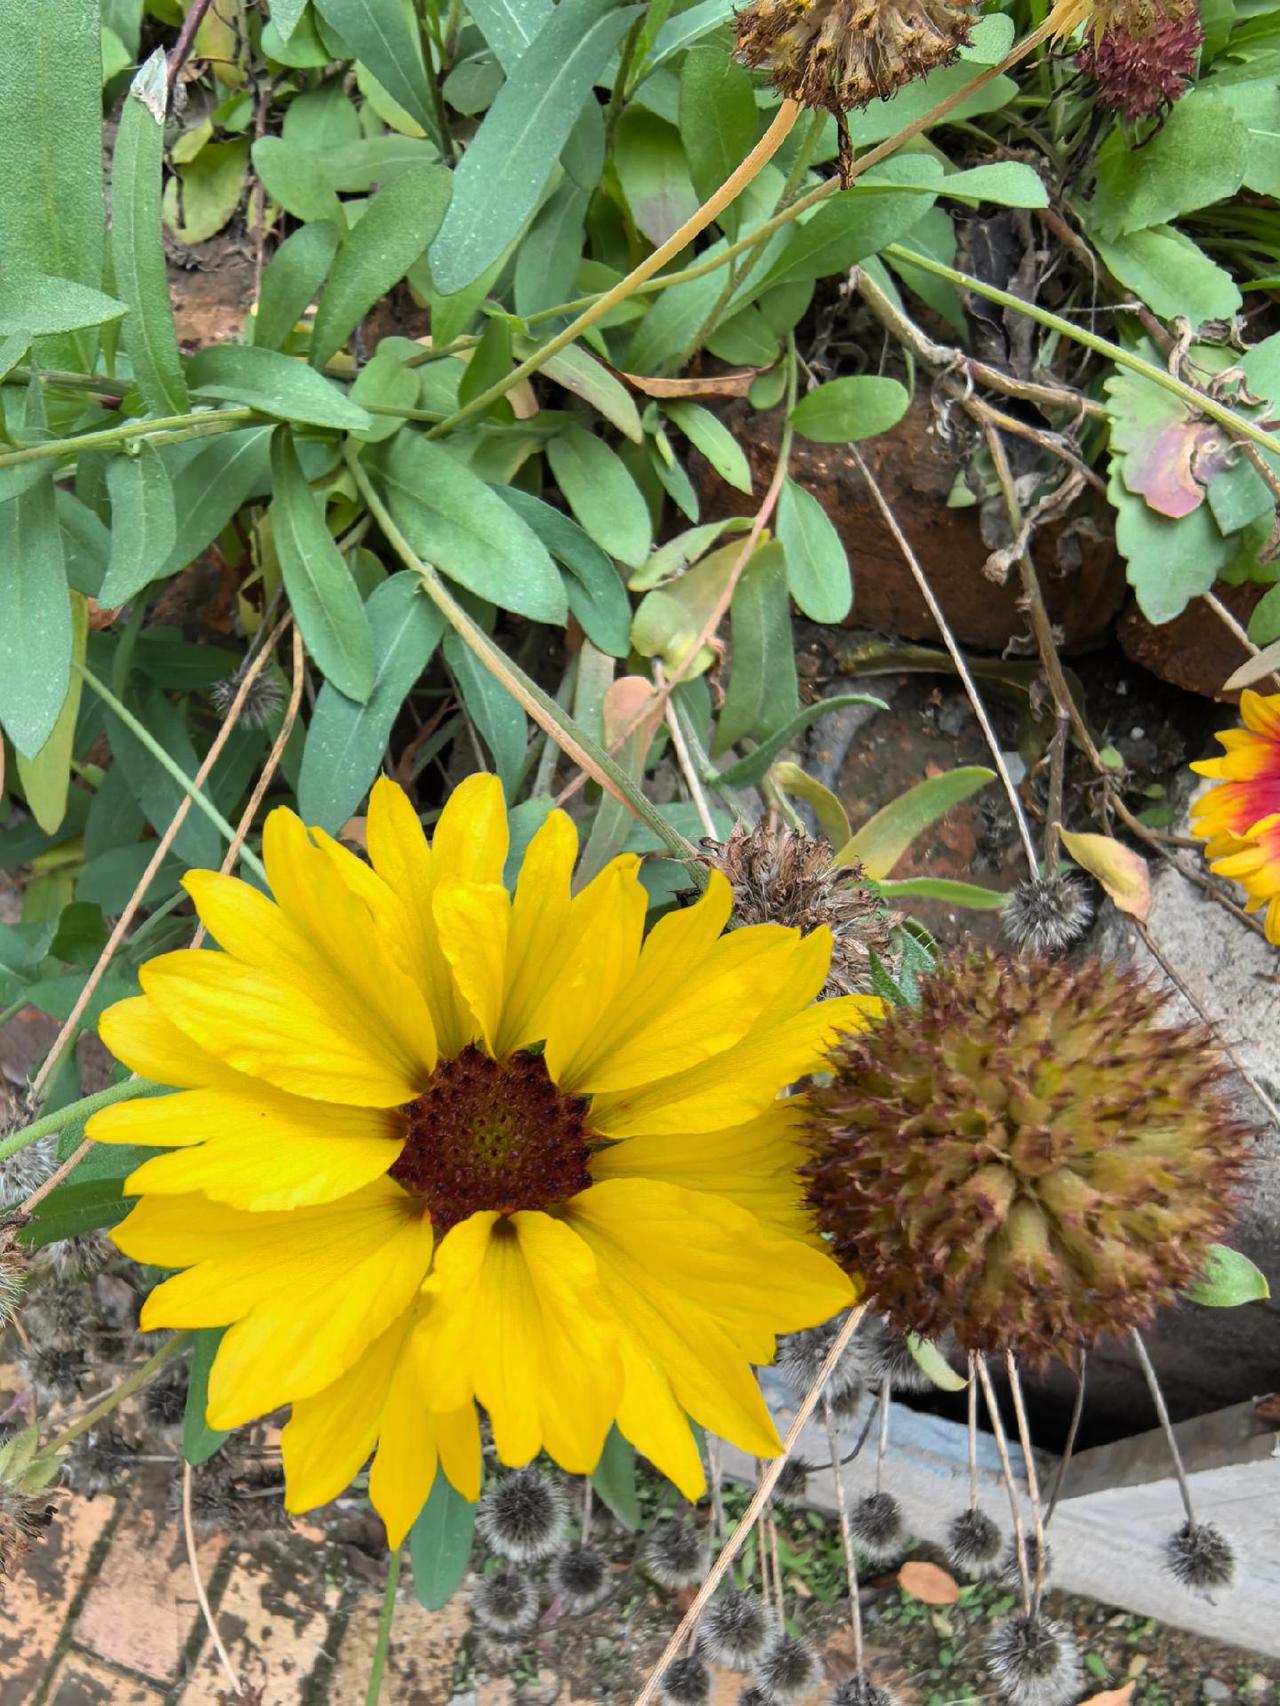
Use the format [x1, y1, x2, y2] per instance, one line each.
[1058, 828, 1151, 922]
[618, 367, 765, 399]
[1079, 1686, 1135, 1706]
[896, 1560, 959, 1606]
[1222, 634, 1280, 692]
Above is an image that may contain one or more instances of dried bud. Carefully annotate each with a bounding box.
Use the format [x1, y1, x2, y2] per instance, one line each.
[947, 1507, 1003, 1574]
[1002, 872, 1093, 954]
[1047, 0, 1193, 44]
[476, 1467, 566, 1564]
[699, 1587, 776, 1669]
[645, 1517, 708, 1590]
[1164, 1519, 1235, 1591]
[209, 668, 285, 730]
[1076, 8, 1202, 119]
[0, 1241, 27, 1331]
[0, 1486, 55, 1579]
[777, 1312, 866, 1405]
[662, 1655, 712, 1705]
[848, 1491, 905, 1562]
[985, 1613, 1083, 1706]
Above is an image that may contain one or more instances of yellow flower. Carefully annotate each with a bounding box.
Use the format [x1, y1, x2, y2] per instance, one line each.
[90, 776, 869, 1544]
[1044, 0, 1191, 43]
[1191, 690, 1280, 943]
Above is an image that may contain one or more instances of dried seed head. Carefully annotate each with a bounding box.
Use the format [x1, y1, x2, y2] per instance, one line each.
[735, 0, 978, 113]
[141, 1361, 190, 1430]
[0, 1242, 27, 1330]
[0, 1131, 54, 1205]
[645, 1518, 708, 1590]
[1001, 873, 1093, 954]
[774, 1456, 812, 1501]
[776, 1313, 865, 1405]
[985, 1614, 1083, 1706]
[848, 1491, 904, 1562]
[947, 1507, 1003, 1574]
[1002, 1534, 1053, 1588]
[738, 1690, 776, 1706]
[1048, 0, 1194, 45]
[1164, 1520, 1235, 1591]
[804, 952, 1252, 1363]
[473, 1565, 539, 1635]
[62, 1431, 131, 1499]
[209, 668, 285, 730]
[662, 1655, 712, 1706]
[0, 1486, 55, 1579]
[34, 1232, 110, 1284]
[698, 826, 897, 995]
[475, 1632, 529, 1671]
[476, 1466, 566, 1563]
[1076, 7, 1201, 118]
[22, 1340, 88, 1401]
[699, 1587, 776, 1669]
[861, 1319, 940, 1395]
[831, 1679, 904, 1706]
[550, 1542, 609, 1613]
[755, 1633, 820, 1703]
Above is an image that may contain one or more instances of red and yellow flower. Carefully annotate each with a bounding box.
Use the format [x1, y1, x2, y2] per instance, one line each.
[1191, 689, 1280, 942]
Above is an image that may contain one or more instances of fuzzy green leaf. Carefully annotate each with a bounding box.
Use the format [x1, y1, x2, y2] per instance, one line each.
[0, 465, 72, 760]
[187, 343, 371, 431]
[100, 442, 179, 606]
[837, 767, 995, 879]
[409, 1467, 477, 1610]
[776, 475, 851, 622]
[313, 0, 437, 135]
[1184, 1244, 1271, 1307]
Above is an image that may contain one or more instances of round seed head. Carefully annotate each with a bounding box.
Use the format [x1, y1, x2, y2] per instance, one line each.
[776, 1313, 865, 1405]
[774, 1457, 812, 1501]
[947, 1507, 1003, 1574]
[473, 1565, 539, 1636]
[1002, 873, 1093, 954]
[23, 1339, 88, 1401]
[0, 1131, 55, 1205]
[645, 1518, 707, 1590]
[62, 1431, 130, 1499]
[662, 1654, 712, 1705]
[0, 1487, 55, 1579]
[476, 1466, 566, 1563]
[142, 1361, 190, 1430]
[699, 1588, 775, 1669]
[986, 1614, 1083, 1706]
[209, 668, 285, 730]
[550, 1542, 609, 1613]
[1164, 1520, 1235, 1591]
[861, 1319, 939, 1395]
[0, 1243, 27, 1330]
[1001, 1535, 1053, 1589]
[738, 1690, 775, 1706]
[849, 1491, 904, 1563]
[831, 1680, 904, 1706]
[34, 1232, 109, 1284]
[756, 1633, 820, 1703]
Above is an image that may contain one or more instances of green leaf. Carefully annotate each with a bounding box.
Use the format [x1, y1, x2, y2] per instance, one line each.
[111, 50, 190, 416]
[106, 682, 222, 869]
[878, 876, 1007, 909]
[0, 0, 107, 370]
[164, 425, 274, 574]
[629, 517, 751, 591]
[162, 139, 250, 245]
[646, 0, 733, 66]
[351, 347, 421, 443]
[837, 766, 995, 879]
[591, 1425, 641, 1531]
[311, 164, 453, 369]
[664, 401, 752, 493]
[254, 220, 340, 349]
[752, 165, 939, 297]
[0, 273, 127, 337]
[458, 317, 515, 417]
[939, 161, 1048, 207]
[314, 0, 437, 137]
[297, 572, 446, 830]
[847, 59, 1016, 147]
[514, 180, 589, 317]
[20, 1175, 135, 1248]
[496, 485, 631, 656]
[712, 693, 885, 789]
[468, 0, 552, 68]
[535, 344, 643, 442]
[905, 1333, 968, 1391]
[187, 343, 372, 431]
[1092, 225, 1242, 324]
[408, 1466, 477, 1611]
[370, 432, 567, 621]
[428, 0, 641, 295]
[546, 424, 653, 569]
[791, 376, 908, 444]
[270, 429, 375, 701]
[444, 632, 527, 797]
[1183, 1243, 1271, 1306]
[679, 46, 756, 236]
[614, 110, 699, 249]
[0, 469, 72, 760]
[776, 475, 851, 622]
[100, 442, 178, 606]
[1087, 93, 1250, 239]
[714, 542, 796, 751]
[251, 135, 344, 224]
[15, 592, 88, 834]
[270, 0, 311, 40]
[1107, 456, 1231, 623]
[183, 1330, 232, 1466]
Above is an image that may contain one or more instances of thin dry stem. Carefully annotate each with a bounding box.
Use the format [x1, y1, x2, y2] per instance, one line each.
[1005, 1353, 1047, 1612]
[823, 1394, 864, 1670]
[974, 1354, 1032, 1616]
[662, 670, 718, 838]
[1130, 1331, 1196, 1527]
[1043, 1354, 1086, 1530]
[966, 1354, 979, 1509]
[183, 1461, 244, 1700]
[1203, 589, 1280, 693]
[874, 1376, 891, 1495]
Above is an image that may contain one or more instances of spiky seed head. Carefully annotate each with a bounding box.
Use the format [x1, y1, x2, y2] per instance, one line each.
[0, 1130, 55, 1205]
[475, 1632, 529, 1671]
[22, 1340, 88, 1400]
[1001, 1535, 1053, 1589]
[831, 1679, 904, 1706]
[861, 1318, 938, 1395]
[804, 952, 1252, 1363]
[1076, 7, 1201, 117]
[776, 1313, 865, 1405]
[699, 1588, 775, 1669]
[662, 1655, 712, 1705]
[170, 1461, 287, 1538]
[0, 1242, 27, 1330]
[142, 1361, 190, 1430]
[699, 826, 898, 996]
[738, 1690, 775, 1706]
[476, 1466, 566, 1563]
[473, 1565, 539, 1635]
[645, 1518, 707, 1590]
[1164, 1520, 1235, 1591]
[34, 1232, 109, 1283]
[0, 1487, 55, 1578]
[947, 1508, 1003, 1574]
[756, 1633, 819, 1703]
[550, 1543, 609, 1613]
[986, 1614, 1083, 1706]
[62, 1432, 130, 1499]
[849, 1491, 904, 1563]
[1002, 873, 1093, 954]
[209, 668, 285, 730]
[774, 1457, 812, 1501]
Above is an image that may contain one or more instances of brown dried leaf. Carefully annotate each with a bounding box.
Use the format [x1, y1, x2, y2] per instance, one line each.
[618, 367, 764, 399]
[1080, 1686, 1135, 1706]
[1058, 828, 1151, 922]
[896, 1560, 960, 1605]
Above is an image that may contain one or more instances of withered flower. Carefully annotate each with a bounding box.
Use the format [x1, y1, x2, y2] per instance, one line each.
[1075, 8, 1202, 119]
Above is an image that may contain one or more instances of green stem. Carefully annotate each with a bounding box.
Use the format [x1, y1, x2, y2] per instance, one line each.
[345, 446, 702, 869]
[111, 594, 149, 701]
[0, 1076, 153, 1166]
[365, 1548, 403, 1706]
[43, 1334, 191, 1455]
[0, 406, 257, 471]
[881, 244, 1280, 462]
[75, 664, 268, 882]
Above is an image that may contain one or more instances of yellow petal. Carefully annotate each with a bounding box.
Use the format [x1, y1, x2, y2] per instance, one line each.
[432, 880, 510, 1054]
[611, 1323, 707, 1501]
[368, 1335, 441, 1547]
[282, 1311, 412, 1515]
[430, 771, 509, 885]
[493, 809, 579, 1055]
[541, 856, 647, 1080]
[433, 1397, 484, 1503]
[1241, 689, 1280, 739]
[97, 995, 241, 1091]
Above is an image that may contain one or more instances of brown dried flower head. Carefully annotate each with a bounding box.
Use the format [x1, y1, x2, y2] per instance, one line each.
[700, 823, 897, 996]
[1075, 7, 1202, 119]
[0, 1486, 55, 1579]
[802, 951, 1251, 1362]
[734, 0, 979, 113]
[1046, 0, 1193, 42]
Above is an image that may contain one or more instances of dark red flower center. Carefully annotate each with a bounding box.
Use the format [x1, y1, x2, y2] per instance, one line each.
[390, 1045, 593, 1234]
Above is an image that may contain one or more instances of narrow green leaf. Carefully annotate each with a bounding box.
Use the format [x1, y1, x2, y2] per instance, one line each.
[183, 1330, 232, 1466]
[939, 162, 1049, 207]
[15, 592, 88, 833]
[513, 180, 589, 318]
[791, 376, 909, 444]
[678, 47, 756, 236]
[270, 429, 375, 701]
[297, 572, 446, 831]
[591, 1426, 641, 1531]
[614, 109, 699, 248]
[1183, 1244, 1271, 1307]
[111, 50, 190, 416]
[100, 443, 179, 606]
[253, 220, 340, 349]
[0, 472, 72, 760]
[468, 0, 553, 70]
[629, 517, 751, 592]
[18, 1177, 134, 1247]
[751, 167, 939, 298]
[187, 343, 372, 431]
[546, 424, 653, 570]
[350, 348, 420, 443]
[314, 0, 437, 137]
[877, 876, 1007, 909]
[444, 632, 527, 797]
[164, 426, 274, 575]
[714, 542, 796, 752]
[713, 698, 887, 791]
[428, 0, 641, 295]
[310, 164, 453, 369]
[496, 486, 631, 657]
[408, 1466, 477, 1611]
[776, 475, 851, 623]
[458, 317, 516, 415]
[106, 682, 222, 869]
[770, 760, 852, 849]
[664, 400, 752, 493]
[837, 766, 995, 879]
[0, 274, 127, 338]
[905, 1334, 968, 1391]
[535, 344, 643, 442]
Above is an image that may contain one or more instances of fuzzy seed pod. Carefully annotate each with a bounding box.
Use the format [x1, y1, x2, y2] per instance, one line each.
[476, 1466, 566, 1564]
[142, 1361, 190, 1430]
[774, 1456, 812, 1501]
[698, 826, 897, 995]
[645, 1518, 708, 1590]
[1164, 1520, 1235, 1591]
[550, 1542, 609, 1613]
[662, 1655, 712, 1706]
[1002, 873, 1093, 954]
[738, 1690, 775, 1706]
[475, 1632, 529, 1672]
[776, 1313, 866, 1406]
[861, 1319, 939, 1395]
[831, 1679, 903, 1706]
[1002, 1535, 1053, 1588]
[62, 1431, 130, 1499]
[0, 1131, 54, 1206]
[0, 1242, 27, 1330]
[209, 668, 285, 730]
[473, 1565, 539, 1636]
[804, 952, 1251, 1363]
[848, 1491, 904, 1562]
[22, 1340, 88, 1401]
[986, 1614, 1083, 1706]
[756, 1633, 819, 1703]
[0, 1487, 55, 1579]
[699, 1587, 775, 1669]
[947, 1507, 1003, 1574]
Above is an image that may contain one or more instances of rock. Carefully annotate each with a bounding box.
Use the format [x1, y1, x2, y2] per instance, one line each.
[1202, 1678, 1232, 1702]
[1117, 581, 1266, 700]
[692, 393, 1127, 652]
